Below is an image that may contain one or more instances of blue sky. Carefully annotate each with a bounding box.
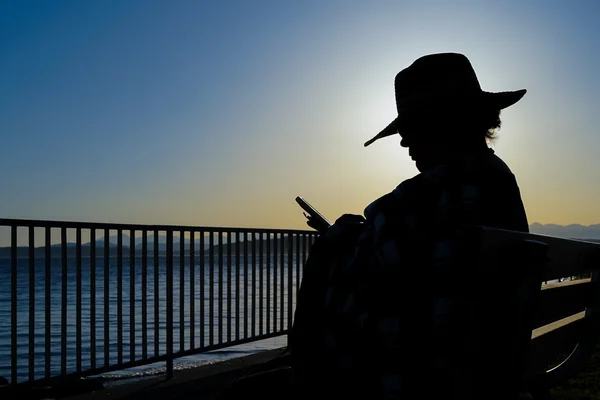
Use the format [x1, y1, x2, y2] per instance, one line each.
[2, 0, 600, 230]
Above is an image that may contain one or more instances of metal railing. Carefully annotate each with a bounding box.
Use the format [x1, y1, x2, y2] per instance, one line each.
[0, 218, 317, 386]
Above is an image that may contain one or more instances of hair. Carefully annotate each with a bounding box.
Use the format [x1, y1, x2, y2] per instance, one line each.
[472, 108, 502, 142]
[436, 105, 502, 144]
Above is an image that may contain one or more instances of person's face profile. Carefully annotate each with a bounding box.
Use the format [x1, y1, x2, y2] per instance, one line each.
[399, 124, 444, 172]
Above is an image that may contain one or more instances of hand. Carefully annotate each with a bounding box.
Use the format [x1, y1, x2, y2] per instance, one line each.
[303, 212, 329, 234]
[334, 213, 366, 225]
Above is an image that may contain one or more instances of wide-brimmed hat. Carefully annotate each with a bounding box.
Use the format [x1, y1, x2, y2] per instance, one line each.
[364, 53, 527, 147]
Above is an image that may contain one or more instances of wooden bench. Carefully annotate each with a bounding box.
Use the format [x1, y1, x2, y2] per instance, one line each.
[469, 226, 600, 399]
[221, 226, 600, 400]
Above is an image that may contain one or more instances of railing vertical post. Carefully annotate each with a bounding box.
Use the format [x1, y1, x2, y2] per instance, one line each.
[218, 231, 223, 344]
[302, 234, 307, 285]
[244, 233, 248, 339]
[280, 233, 284, 332]
[10, 225, 17, 385]
[142, 230, 147, 360]
[180, 230, 185, 353]
[200, 231, 205, 348]
[153, 230, 159, 358]
[130, 231, 135, 363]
[266, 233, 271, 335]
[29, 226, 35, 381]
[227, 232, 232, 342]
[60, 227, 67, 376]
[117, 230, 123, 365]
[190, 232, 195, 349]
[103, 230, 109, 367]
[259, 233, 263, 336]
[287, 233, 293, 332]
[166, 230, 174, 379]
[235, 232, 240, 341]
[209, 232, 214, 346]
[273, 233, 278, 333]
[252, 233, 256, 337]
[296, 235, 300, 294]
[76, 228, 82, 373]
[45, 227, 51, 379]
[90, 229, 96, 369]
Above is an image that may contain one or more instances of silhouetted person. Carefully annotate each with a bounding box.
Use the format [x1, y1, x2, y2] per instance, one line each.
[291, 53, 529, 399]
[216, 53, 529, 400]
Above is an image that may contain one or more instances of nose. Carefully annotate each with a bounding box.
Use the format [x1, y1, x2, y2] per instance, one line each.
[400, 138, 409, 148]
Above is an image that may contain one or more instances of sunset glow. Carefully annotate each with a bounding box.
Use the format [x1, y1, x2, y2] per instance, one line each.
[2, 0, 599, 229]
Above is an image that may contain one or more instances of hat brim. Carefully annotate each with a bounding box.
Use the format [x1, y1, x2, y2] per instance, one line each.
[481, 89, 527, 110]
[364, 119, 398, 147]
[364, 89, 527, 147]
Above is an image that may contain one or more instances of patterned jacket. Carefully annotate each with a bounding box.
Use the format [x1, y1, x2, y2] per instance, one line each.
[291, 148, 529, 399]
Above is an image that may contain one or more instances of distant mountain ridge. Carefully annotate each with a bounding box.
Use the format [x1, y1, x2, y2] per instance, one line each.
[529, 223, 600, 240]
[0, 234, 297, 258]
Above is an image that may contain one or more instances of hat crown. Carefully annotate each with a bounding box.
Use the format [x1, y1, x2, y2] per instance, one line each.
[394, 53, 482, 111]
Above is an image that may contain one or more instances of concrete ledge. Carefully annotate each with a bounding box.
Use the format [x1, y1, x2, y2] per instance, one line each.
[65, 348, 288, 400]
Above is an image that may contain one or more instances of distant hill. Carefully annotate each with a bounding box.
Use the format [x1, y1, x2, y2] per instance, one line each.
[529, 223, 600, 241]
[0, 243, 130, 258]
[0, 234, 304, 258]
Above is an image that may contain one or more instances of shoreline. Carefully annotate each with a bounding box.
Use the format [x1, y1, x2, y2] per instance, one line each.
[65, 348, 287, 400]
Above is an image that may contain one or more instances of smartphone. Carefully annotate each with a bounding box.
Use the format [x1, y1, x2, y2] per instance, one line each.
[295, 196, 331, 229]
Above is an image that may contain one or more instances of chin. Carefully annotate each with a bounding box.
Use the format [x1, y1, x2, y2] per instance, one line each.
[414, 160, 433, 172]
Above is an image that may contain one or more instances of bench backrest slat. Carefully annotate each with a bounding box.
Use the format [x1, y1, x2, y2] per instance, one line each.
[534, 280, 594, 329]
[478, 229, 600, 281]
[527, 316, 586, 376]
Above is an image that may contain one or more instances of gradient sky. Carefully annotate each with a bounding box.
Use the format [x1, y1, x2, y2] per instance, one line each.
[2, 0, 600, 230]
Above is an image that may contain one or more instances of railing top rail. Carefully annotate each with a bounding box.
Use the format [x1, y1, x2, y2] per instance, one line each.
[0, 218, 316, 235]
